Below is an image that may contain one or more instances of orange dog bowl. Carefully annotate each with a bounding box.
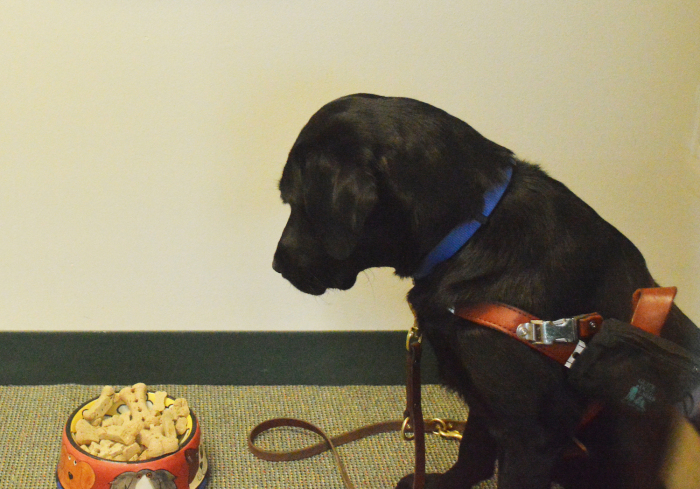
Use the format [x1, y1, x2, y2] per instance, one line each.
[57, 392, 208, 489]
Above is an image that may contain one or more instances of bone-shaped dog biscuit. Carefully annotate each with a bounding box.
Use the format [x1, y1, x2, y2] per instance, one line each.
[83, 442, 104, 458]
[137, 424, 163, 446]
[82, 439, 142, 462]
[160, 408, 177, 439]
[120, 442, 142, 462]
[169, 398, 190, 434]
[161, 400, 189, 435]
[106, 442, 126, 459]
[75, 419, 106, 445]
[151, 390, 168, 413]
[170, 398, 189, 417]
[119, 383, 158, 426]
[73, 384, 192, 461]
[137, 425, 179, 460]
[102, 413, 126, 428]
[83, 386, 116, 425]
[103, 419, 144, 446]
[107, 441, 142, 461]
[84, 440, 114, 458]
[175, 416, 188, 435]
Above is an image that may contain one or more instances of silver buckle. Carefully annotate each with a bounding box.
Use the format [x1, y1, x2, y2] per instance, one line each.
[516, 318, 579, 345]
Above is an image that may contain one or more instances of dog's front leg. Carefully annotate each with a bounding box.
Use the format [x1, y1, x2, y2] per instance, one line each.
[395, 413, 498, 489]
[495, 426, 563, 489]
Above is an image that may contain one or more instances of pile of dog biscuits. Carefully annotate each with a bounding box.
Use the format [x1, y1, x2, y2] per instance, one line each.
[73, 383, 190, 461]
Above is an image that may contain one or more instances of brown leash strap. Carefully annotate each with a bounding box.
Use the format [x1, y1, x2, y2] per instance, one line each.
[248, 417, 406, 462]
[405, 319, 426, 489]
[248, 416, 466, 489]
[248, 317, 463, 489]
[248, 418, 401, 489]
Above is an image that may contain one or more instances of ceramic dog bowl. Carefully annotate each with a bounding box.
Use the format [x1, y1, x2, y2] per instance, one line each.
[57, 391, 208, 489]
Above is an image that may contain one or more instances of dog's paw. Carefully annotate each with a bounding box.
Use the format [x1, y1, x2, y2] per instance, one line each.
[395, 473, 444, 489]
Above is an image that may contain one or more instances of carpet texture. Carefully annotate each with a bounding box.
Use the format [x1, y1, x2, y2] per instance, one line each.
[0, 384, 507, 488]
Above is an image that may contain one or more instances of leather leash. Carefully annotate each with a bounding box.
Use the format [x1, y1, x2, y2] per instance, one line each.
[248, 313, 465, 489]
[249, 418, 401, 488]
[404, 312, 428, 489]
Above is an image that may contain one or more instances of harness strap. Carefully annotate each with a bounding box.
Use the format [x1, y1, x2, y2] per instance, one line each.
[578, 287, 678, 434]
[452, 303, 603, 365]
[451, 287, 678, 455]
[452, 287, 678, 367]
[631, 287, 677, 335]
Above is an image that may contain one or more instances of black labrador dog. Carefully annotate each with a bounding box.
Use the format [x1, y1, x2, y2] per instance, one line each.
[272, 93, 700, 488]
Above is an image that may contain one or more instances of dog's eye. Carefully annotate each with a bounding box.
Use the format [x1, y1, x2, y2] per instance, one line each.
[287, 207, 325, 243]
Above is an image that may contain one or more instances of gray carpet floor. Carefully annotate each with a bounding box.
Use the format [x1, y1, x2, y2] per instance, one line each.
[0, 384, 506, 488]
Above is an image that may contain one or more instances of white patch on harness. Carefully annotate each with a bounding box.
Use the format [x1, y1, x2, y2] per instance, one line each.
[565, 340, 587, 368]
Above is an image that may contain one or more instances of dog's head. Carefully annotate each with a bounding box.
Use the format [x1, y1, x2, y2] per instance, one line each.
[273, 94, 513, 295]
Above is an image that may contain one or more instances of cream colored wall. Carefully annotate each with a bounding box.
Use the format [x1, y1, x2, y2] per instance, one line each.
[1, 1, 698, 331]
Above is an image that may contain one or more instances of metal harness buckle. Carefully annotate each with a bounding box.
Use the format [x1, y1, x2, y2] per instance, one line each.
[516, 317, 579, 345]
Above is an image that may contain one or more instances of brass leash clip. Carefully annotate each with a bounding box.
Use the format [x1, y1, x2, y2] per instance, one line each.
[430, 418, 463, 441]
[406, 313, 422, 351]
[406, 323, 422, 351]
[400, 417, 415, 441]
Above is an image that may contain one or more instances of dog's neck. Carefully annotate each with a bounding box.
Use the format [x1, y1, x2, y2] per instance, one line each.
[412, 163, 514, 279]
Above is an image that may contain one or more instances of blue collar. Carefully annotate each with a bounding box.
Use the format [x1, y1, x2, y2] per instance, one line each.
[413, 164, 514, 279]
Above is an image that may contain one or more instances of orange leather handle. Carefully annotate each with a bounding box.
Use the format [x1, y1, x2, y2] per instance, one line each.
[630, 287, 677, 336]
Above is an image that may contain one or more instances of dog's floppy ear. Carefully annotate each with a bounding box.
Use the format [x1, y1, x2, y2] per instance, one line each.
[301, 152, 378, 260]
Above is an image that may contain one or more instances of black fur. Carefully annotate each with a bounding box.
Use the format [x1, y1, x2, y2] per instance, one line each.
[272, 94, 700, 488]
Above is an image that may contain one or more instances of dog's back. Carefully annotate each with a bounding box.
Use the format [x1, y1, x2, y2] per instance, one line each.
[409, 159, 699, 488]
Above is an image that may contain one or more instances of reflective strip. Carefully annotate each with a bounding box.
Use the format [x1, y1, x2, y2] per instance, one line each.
[565, 340, 587, 368]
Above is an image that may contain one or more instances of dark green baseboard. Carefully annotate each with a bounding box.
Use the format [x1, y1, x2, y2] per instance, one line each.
[0, 331, 440, 386]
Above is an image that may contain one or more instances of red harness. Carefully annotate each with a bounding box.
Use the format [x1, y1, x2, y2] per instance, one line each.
[452, 287, 678, 436]
[452, 287, 677, 368]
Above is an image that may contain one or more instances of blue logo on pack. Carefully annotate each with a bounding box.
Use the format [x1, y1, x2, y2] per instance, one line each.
[623, 379, 657, 412]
